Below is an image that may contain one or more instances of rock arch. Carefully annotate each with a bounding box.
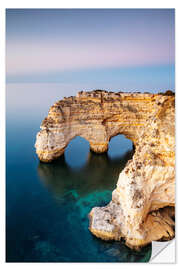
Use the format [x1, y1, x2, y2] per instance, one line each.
[35, 90, 157, 162]
[35, 90, 175, 249]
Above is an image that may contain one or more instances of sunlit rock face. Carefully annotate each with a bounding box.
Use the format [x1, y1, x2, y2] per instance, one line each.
[35, 90, 175, 249]
[89, 91, 175, 249]
[35, 90, 165, 161]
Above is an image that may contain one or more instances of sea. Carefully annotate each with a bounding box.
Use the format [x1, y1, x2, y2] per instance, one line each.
[6, 83, 152, 262]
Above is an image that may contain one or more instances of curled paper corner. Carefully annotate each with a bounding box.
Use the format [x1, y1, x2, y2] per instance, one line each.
[150, 239, 175, 263]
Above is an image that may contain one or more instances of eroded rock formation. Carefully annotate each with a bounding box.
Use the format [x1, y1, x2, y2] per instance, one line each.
[35, 90, 175, 249]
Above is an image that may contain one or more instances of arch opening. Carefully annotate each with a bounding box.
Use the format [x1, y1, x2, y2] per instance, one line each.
[108, 134, 134, 159]
[64, 136, 90, 169]
[64, 134, 134, 169]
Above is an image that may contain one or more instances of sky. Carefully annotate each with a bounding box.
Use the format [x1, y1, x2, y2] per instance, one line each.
[6, 9, 175, 91]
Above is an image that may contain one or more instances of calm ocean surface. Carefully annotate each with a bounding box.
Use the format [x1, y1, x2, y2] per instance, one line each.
[6, 83, 152, 262]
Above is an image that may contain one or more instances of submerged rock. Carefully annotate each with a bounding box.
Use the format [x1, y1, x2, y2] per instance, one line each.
[35, 90, 175, 249]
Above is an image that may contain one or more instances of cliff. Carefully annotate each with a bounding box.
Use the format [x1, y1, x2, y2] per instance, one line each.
[35, 90, 175, 249]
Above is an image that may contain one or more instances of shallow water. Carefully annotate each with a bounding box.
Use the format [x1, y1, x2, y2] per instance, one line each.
[6, 84, 152, 262]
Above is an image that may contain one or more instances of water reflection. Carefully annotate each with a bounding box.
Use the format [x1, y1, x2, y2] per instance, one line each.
[38, 150, 134, 199]
[37, 149, 152, 262]
[36, 140, 152, 262]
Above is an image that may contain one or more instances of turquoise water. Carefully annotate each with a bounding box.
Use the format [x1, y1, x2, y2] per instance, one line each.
[6, 84, 152, 262]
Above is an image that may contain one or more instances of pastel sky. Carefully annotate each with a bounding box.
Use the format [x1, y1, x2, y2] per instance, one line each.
[6, 9, 175, 91]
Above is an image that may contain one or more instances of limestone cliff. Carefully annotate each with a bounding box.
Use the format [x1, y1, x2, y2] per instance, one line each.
[35, 90, 175, 249]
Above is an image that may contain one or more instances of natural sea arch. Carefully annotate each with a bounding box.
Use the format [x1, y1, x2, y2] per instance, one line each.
[64, 134, 134, 169]
[35, 91, 151, 163]
[35, 90, 175, 250]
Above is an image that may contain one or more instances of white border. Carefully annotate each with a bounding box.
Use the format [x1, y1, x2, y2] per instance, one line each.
[1, 1, 179, 269]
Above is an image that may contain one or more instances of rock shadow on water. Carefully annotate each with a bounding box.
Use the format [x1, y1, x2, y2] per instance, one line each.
[36, 148, 152, 262]
[37, 149, 134, 199]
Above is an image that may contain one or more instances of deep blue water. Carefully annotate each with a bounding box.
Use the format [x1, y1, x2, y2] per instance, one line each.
[6, 84, 152, 262]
